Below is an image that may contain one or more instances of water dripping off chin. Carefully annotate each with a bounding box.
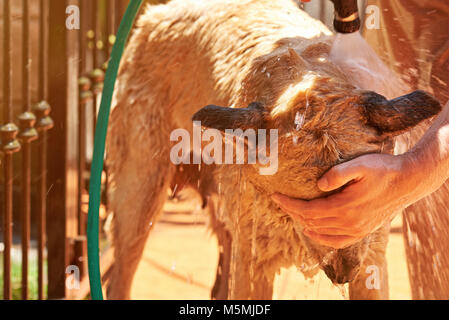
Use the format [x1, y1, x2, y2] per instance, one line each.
[334, 283, 349, 300]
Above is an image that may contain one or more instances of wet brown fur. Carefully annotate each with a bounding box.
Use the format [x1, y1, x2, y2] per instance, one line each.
[105, 0, 440, 300]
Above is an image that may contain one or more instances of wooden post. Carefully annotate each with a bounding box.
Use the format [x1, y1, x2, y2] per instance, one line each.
[46, 0, 80, 299]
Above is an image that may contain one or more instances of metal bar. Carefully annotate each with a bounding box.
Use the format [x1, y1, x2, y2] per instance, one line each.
[3, 0, 12, 121]
[2, 155, 13, 300]
[47, 0, 79, 298]
[47, 0, 69, 298]
[19, 0, 38, 300]
[79, 0, 87, 73]
[114, 0, 121, 32]
[19, 132, 32, 300]
[110, 0, 119, 55]
[91, 0, 98, 68]
[1, 0, 19, 301]
[36, 0, 49, 300]
[75, 0, 91, 280]
[39, 0, 48, 102]
[106, 0, 112, 56]
[36, 133, 47, 300]
[90, 69, 104, 142]
[78, 83, 88, 236]
[101, 63, 109, 222]
[77, 77, 92, 279]
[90, 0, 100, 140]
[103, 0, 116, 60]
[33, 101, 53, 300]
[99, 0, 107, 65]
[22, 0, 30, 112]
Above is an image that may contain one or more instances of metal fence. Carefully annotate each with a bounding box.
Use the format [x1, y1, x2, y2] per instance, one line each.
[1, 0, 53, 301]
[0, 0, 128, 300]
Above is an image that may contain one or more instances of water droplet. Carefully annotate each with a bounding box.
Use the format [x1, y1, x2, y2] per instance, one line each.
[171, 184, 178, 198]
[334, 284, 348, 300]
[295, 112, 305, 130]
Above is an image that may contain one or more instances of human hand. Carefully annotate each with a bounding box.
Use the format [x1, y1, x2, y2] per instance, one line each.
[272, 153, 424, 249]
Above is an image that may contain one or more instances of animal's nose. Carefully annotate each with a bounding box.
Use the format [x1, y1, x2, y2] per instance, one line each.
[322, 263, 360, 284]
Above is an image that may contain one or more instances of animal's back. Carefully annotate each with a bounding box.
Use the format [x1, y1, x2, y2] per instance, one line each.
[112, 0, 331, 120]
[107, 0, 331, 173]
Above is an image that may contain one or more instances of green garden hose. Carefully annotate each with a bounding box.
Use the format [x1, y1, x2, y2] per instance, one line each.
[87, 0, 144, 300]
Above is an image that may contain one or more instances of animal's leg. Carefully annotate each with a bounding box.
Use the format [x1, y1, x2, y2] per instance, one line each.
[228, 235, 274, 300]
[251, 269, 275, 300]
[230, 259, 274, 299]
[349, 224, 390, 300]
[211, 225, 232, 300]
[106, 158, 174, 300]
[205, 195, 232, 300]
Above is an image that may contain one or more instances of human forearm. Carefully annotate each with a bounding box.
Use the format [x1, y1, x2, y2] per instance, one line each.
[403, 101, 449, 200]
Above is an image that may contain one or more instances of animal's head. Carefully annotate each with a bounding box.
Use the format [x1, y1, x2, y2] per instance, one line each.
[192, 41, 441, 284]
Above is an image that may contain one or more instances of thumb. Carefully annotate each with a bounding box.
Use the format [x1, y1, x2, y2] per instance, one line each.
[318, 161, 365, 192]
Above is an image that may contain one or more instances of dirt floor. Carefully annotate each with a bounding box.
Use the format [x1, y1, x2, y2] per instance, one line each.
[130, 196, 411, 300]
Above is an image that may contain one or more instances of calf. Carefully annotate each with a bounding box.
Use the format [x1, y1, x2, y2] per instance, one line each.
[106, 0, 440, 299]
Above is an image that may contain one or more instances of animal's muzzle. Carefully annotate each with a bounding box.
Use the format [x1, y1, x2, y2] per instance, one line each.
[322, 252, 361, 284]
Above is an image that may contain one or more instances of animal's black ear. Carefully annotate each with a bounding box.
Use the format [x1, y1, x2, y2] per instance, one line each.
[360, 90, 441, 136]
[192, 102, 267, 131]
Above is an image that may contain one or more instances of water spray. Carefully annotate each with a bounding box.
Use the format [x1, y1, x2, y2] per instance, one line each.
[328, 0, 409, 98]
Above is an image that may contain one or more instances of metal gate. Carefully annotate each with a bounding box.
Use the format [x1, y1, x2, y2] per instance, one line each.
[0, 0, 128, 300]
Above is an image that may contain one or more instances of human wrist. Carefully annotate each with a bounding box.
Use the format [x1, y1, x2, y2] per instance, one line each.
[400, 144, 444, 204]
[395, 152, 428, 201]
[399, 151, 420, 178]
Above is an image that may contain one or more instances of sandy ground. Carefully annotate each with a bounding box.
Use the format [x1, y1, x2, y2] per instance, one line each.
[130, 196, 411, 300]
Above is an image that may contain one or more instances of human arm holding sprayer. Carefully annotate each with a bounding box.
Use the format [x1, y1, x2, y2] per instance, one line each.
[273, 0, 449, 249]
